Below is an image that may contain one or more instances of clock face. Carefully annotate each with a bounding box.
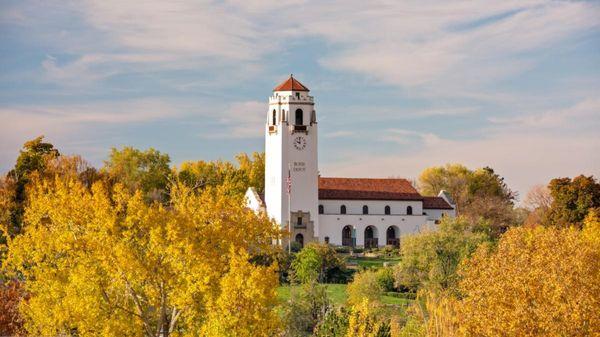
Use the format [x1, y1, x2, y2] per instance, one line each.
[293, 136, 307, 150]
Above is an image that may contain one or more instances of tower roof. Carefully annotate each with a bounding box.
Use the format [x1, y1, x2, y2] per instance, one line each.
[273, 75, 309, 92]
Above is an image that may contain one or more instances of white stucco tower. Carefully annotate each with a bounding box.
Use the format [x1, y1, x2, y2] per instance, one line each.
[264, 75, 319, 244]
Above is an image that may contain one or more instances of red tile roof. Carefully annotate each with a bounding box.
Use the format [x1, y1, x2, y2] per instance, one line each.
[422, 196, 453, 209]
[273, 75, 309, 92]
[318, 177, 422, 200]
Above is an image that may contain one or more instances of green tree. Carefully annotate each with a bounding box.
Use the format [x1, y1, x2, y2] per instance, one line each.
[418, 164, 518, 235]
[545, 175, 600, 227]
[5, 136, 59, 235]
[393, 216, 490, 292]
[291, 243, 345, 284]
[103, 147, 171, 202]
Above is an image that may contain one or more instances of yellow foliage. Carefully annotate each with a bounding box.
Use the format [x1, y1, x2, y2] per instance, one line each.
[395, 290, 459, 337]
[346, 270, 383, 306]
[346, 300, 388, 337]
[202, 248, 280, 337]
[457, 226, 600, 337]
[4, 176, 281, 337]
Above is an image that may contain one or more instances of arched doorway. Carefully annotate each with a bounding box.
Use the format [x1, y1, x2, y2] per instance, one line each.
[295, 233, 304, 248]
[342, 225, 353, 247]
[386, 226, 399, 247]
[364, 226, 378, 249]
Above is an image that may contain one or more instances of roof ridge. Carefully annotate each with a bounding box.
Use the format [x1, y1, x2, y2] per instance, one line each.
[273, 75, 309, 92]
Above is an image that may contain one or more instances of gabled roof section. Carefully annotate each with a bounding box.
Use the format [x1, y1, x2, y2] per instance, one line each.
[319, 177, 422, 201]
[273, 75, 309, 92]
[422, 196, 454, 210]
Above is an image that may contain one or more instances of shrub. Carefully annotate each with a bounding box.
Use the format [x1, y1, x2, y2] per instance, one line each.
[393, 216, 491, 292]
[282, 281, 331, 336]
[289, 241, 303, 253]
[334, 246, 350, 254]
[347, 270, 384, 306]
[382, 245, 400, 257]
[347, 300, 391, 337]
[292, 243, 346, 284]
[375, 267, 395, 292]
[313, 306, 349, 337]
[251, 248, 294, 284]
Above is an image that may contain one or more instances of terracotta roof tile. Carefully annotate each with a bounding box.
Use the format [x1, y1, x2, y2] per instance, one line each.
[422, 196, 454, 209]
[273, 75, 309, 92]
[319, 177, 422, 200]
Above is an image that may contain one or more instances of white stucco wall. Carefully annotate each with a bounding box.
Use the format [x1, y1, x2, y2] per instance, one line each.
[319, 199, 423, 216]
[318, 213, 429, 247]
[265, 91, 319, 234]
[245, 188, 264, 213]
[423, 208, 456, 221]
[317, 200, 455, 247]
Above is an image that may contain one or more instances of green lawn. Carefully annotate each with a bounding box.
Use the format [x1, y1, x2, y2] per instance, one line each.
[277, 283, 411, 308]
[346, 256, 401, 269]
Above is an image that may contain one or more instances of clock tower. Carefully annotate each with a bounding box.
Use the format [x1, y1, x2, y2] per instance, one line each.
[264, 75, 319, 246]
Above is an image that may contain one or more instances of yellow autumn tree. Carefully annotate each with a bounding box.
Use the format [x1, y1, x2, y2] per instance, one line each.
[202, 248, 280, 337]
[346, 300, 390, 337]
[3, 175, 281, 337]
[457, 225, 600, 337]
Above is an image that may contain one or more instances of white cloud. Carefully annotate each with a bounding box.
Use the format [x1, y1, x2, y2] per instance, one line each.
[316, 1, 599, 95]
[199, 100, 266, 139]
[488, 97, 600, 130]
[0, 98, 192, 169]
[9, 0, 596, 94]
[321, 97, 600, 198]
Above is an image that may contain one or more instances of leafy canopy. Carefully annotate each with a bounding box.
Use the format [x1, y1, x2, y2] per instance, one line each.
[4, 175, 280, 337]
[103, 146, 172, 201]
[419, 164, 518, 234]
[457, 221, 600, 337]
[545, 175, 600, 227]
[393, 216, 491, 292]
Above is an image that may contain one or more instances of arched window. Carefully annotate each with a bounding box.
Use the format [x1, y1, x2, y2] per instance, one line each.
[295, 109, 303, 125]
[272, 109, 277, 125]
[407, 206, 413, 215]
[363, 205, 369, 215]
[340, 205, 346, 214]
[385, 205, 391, 215]
[318, 205, 324, 214]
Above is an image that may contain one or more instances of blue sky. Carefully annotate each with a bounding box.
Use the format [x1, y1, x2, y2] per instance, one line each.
[1, 0, 599, 198]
